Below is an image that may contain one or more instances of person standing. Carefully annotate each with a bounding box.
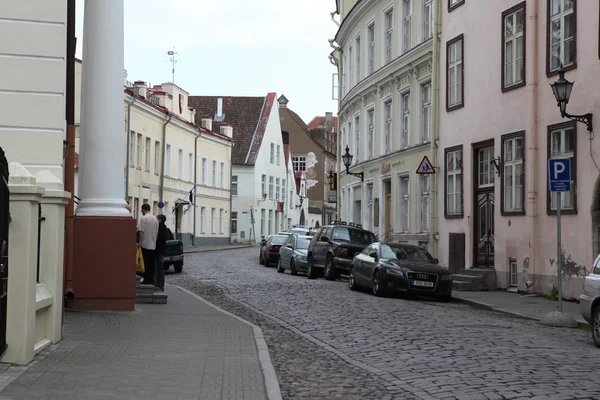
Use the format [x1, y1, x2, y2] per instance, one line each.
[138, 204, 159, 286]
[155, 214, 173, 292]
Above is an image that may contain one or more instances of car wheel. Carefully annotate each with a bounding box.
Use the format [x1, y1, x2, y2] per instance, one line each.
[290, 259, 298, 276]
[276, 259, 285, 273]
[593, 305, 600, 348]
[324, 256, 337, 281]
[372, 270, 386, 297]
[259, 253, 264, 265]
[173, 261, 183, 273]
[349, 266, 358, 291]
[307, 256, 318, 280]
[163, 263, 171, 271]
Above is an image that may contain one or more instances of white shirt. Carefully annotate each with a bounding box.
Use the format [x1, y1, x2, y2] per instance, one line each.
[139, 213, 159, 250]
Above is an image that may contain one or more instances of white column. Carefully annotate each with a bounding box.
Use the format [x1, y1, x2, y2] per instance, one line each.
[77, 0, 128, 217]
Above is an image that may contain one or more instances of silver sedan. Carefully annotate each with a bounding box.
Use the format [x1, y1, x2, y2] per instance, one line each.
[580, 254, 600, 347]
[277, 235, 311, 275]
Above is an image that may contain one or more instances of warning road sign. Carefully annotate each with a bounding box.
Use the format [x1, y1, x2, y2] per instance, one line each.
[416, 156, 435, 175]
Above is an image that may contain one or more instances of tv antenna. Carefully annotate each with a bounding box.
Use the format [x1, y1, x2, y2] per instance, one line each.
[167, 47, 179, 83]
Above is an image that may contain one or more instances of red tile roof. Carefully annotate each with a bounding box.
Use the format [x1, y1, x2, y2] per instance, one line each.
[307, 115, 338, 133]
[188, 94, 276, 165]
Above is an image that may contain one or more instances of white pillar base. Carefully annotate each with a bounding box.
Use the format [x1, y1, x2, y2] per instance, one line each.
[76, 198, 129, 217]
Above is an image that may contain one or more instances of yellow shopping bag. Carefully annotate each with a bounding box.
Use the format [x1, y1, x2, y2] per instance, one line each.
[136, 247, 145, 274]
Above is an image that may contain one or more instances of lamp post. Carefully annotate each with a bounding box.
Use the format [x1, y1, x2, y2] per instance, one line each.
[342, 145, 364, 182]
[550, 66, 593, 132]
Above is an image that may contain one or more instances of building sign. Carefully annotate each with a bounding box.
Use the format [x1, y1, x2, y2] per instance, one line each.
[381, 163, 391, 175]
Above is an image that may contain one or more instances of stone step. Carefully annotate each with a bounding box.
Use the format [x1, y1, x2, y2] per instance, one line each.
[135, 292, 168, 304]
[452, 274, 483, 283]
[453, 280, 486, 291]
[459, 268, 494, 277]
[136, 284, 157, 294]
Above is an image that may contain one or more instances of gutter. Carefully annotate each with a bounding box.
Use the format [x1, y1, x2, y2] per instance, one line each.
[228, 142, 235, 243]
[192, 130, 202, 246]
[124, 92, 137, 200]
[429, 0, 441, 254]
[158, 112, 173, 202]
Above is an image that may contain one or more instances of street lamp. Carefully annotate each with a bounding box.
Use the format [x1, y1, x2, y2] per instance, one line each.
[295, 196, 304, 208]
[550, 66, 593, 132]
[341, 145, 364, 182]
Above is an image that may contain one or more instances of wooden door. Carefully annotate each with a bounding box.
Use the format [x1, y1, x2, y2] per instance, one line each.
[448, 233, 465, 274]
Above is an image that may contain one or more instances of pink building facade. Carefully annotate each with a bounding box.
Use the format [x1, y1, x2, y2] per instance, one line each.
[437, 0, 600, 298]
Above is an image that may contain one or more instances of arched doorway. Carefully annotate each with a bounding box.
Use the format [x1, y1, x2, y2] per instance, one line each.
[592, 175, 600, 257]
[315, 221, 320, 229]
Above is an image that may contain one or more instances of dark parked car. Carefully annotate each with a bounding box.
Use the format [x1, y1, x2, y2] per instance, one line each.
[259, 234, 288, 266]
[306, 222, 377, 280]
[162, 239, 184, 273]
[277, 234, 312, 275]
[349, 242, 452, 301]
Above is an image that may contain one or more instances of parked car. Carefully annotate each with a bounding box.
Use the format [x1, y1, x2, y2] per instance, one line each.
[349, 242, 452, 301]
[289, 227, 311, 236]
[259, 234, 288, 266]
[580, 253, 600, 347]
[162, 239, 184, 273]
[306, 222, 377, 280]
[277, 234, 312, 275]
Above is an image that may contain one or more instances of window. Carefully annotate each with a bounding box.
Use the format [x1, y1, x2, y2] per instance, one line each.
[154, 141, 160, 173]
[347, 45, 353, 92]
[178, 149, 184, 179]
[383, 99, 392, 155]
[145, 138, 151, 171]
[211, 208, 216, 234]
[447, 35, 464, 110]
[400, 92, 410, 149]
[355, 35, 361, 84]
[366, 183, 373, 230]
[212, 160, 217, 186]
[367, 108, 375, 159]
[268, 210, 273, 235]
[220, 162, 225, 188]
[445, 146, 463, 217]
[478, 147, 495, 188]
[448, 0, 465, 12]
[219, 209, 224, 234]
[419, 175, 430, 232]
[188, 153, 194, 181]
[509, 258, 518, 286]
[502, 3, 525, 90]
[201, 158, 207, 184]
[282, 179, 286, 204]
[261, 174, 266, 196]
[200, 207, 206, 233]
[260, 209, 265, 235]
[402, 0, 412, 53]
[275, 145, 281, 165]
[231, 212, 237, 234]
[420, 83, 432, 143]
[354, 115, 360, 163]
[129, 132, 135, 166]
[231, 175, 238, 196]
[136, 133, 143, 168]
[502, 132, 525, 214]
[384, 8, 393, 64]
[367, 22, 375, 74]
[423, 0, 433, 41]
[276, 178, 280, 201]
[165, 144, 172, 176]
[269, 176, 274, 200]
[292, 156, 306, 172]
[398, 175, 410, 232]
[548, 122, 576, 213]
[548, 0, 576, 74]
[270, 143, 275, 164]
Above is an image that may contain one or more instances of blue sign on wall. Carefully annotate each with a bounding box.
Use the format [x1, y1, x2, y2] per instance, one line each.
[548, 158, 571, 192]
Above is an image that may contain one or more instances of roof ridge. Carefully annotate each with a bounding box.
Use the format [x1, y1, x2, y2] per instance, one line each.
[244, 96, 268, 164]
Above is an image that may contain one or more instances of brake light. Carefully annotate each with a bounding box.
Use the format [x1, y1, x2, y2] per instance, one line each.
[337, 247, 348, 256]
[269, 246, 281, 252]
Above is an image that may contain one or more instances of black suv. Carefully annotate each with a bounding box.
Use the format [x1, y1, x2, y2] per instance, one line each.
[306, 222, 377, 280]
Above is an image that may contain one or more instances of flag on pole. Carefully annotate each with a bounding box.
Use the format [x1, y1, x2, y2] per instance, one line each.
[188, 186, 195, 205]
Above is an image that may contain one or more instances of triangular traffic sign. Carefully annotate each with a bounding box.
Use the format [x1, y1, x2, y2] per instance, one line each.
[416, 155, 435, 174]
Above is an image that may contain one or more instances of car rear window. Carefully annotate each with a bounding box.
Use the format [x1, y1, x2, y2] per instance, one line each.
[593, 255, 600, 275]
[332, 228, 376, 244]
[270, 236, 287, 245]
[297, 238, 310, 249]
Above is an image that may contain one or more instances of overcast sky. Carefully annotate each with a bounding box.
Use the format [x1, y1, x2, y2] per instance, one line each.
[75, 0, 339, 122]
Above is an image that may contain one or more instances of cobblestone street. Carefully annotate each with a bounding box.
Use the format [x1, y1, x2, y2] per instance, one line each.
[168, 247, 600, 400]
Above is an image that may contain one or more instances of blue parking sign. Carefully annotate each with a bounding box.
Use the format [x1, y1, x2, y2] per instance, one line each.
[548, 158, 571, 192]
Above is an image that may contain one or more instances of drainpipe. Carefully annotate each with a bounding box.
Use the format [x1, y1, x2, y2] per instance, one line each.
[228, 142, 235, 243]
[192, 131, 202, 246]
[124, 92, 137, 200]
[158, 112, 173, 203]
[63, 0, 76, 305]
[527, 0, 539, 291]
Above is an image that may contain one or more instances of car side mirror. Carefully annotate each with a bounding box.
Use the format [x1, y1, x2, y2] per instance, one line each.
[433, 258, 439, 264]
[320, 236, 329, 243]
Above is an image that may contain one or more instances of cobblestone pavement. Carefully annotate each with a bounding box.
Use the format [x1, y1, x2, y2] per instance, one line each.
[168, 247, 600, 400]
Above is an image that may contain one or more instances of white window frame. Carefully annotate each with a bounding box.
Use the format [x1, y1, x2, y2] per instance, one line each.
[367, 21, 375, 75]
[165, 143, 172, 176]
[383, 98, 392, 155]
[231, 212, 238, 234]
[212, 160, 217, 186]
[422, 0, 433, 42]
[400, 91, 410, 149]
[129, 131, 135, 166]
[446, 148, 463, 216]
[136, 133, 143, 168]
[549, 0, 575, 72]
[282, 179, 286, 204]
[447, 38, 463, 108]
[220, 162, 225, 188]
[478, 147, 495, 189]
[366, 182, 374, 231]
[383, 6, 394, 65]
[292, 155, 306, 172]
[201, 158, 207, 184]
[420, 82, 432, 143]
[178, 149, 184, 179]
[355, 33, 361, 85]
[154, 140, 160, 173]
[366, 108, 375, 160]
[276, 178, 280, 201]
[200, 207, 206, 233]
[219, 209, 224, 234]
[231, 175, 238, 196]
[261, 174, 266, 196]
[268, 176, 274, 200]
[503, 6, 525, 88]
[188, 153, 194, 181]
[145, 138, 151, 171]
[276, 145, 281, 166]
[419, 175, 430, 232]
[354, 114, 360, 164]
[211, 208, 216, 234]
[270, 143, 275, 164]
[509, 259, 518, 286]
[402, 0, 412, 53]
[549, 126, 575, 211]
[398, 175, 410, 232]
[347, 44, 353, 92]
[503, 135, 524, 213]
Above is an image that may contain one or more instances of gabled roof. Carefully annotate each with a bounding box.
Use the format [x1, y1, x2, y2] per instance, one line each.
[280, 107, 336, 159]
[307, 115, 338, 133]
[188, 93, 277, 165]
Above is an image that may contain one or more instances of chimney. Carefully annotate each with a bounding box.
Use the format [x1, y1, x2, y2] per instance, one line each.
[325, 112, 333, 132]
[133, 80, 147, 98]
[200, 116, 213, 131]
[219, 123, 233, 138]
[281, 131, 290, 145]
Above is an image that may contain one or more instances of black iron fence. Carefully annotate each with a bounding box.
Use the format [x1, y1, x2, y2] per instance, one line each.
[0, 147, 9, 357]
[36, 204, 45, 283]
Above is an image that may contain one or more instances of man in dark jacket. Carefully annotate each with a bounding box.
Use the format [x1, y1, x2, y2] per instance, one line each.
[155, 214, 173, 291]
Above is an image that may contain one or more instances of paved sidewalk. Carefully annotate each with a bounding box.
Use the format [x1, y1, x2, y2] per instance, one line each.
[453, 289, 588, 327]
[185, 244, 254, 254]
[0, 286, 275, 400]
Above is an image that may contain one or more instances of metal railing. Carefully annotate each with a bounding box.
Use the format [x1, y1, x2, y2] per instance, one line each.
[36, 205, 45, 283]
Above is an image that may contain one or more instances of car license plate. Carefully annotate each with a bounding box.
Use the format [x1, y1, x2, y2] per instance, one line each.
[412, 280, 434, 288]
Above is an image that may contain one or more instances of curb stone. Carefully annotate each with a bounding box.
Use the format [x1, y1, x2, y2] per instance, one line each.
[171, 285, 282, 400]
[184, 245, 254, 254]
